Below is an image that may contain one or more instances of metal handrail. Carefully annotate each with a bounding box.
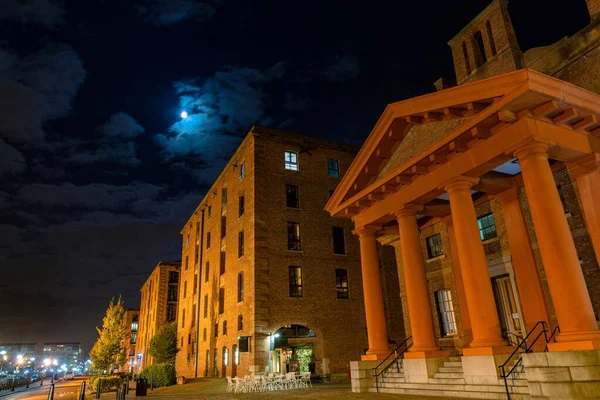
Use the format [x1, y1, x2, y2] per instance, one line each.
[372, 336, 413, 392]
[498, 321, 559, 400]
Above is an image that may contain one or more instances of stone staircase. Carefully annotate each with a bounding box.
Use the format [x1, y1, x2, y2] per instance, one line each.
[370, 357, 531, 399]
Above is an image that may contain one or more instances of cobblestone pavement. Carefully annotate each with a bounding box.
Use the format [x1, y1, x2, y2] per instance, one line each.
[130, 379, 465, 399]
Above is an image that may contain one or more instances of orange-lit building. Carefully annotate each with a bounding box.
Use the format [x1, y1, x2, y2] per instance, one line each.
[122, 308, 139, 372]
[326, 1, 600, 398]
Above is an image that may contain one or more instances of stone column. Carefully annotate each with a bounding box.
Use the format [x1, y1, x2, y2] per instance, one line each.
[354, 226, 390, 360]
[496, 187, 549, 333]
[395, 208, 447, 358]
[567, 155, 600, 268]
[444, 217, 473, 346]
[515, 141, 600, 350]
[444, 176, 508, 353]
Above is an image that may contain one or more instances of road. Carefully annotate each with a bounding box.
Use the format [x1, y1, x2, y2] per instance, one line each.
[1, 381, 84, 400]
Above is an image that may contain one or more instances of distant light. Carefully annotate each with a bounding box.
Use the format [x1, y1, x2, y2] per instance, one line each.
[0, 351, 6, 355]
[274, 333, 280, 338]
[180, 111, 188, 119]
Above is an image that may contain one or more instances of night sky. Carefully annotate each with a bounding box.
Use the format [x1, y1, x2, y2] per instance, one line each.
[0, 0, 591, 353]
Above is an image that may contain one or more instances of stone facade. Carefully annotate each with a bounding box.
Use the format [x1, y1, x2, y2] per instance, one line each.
[137, 261, 180, 372]
[175, 126, 404, 380]
[122, 308, 139, 372]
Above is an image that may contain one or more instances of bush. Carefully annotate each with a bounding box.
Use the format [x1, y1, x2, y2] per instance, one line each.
[139, 364, 176, 388]
[88, 376, 123, 392]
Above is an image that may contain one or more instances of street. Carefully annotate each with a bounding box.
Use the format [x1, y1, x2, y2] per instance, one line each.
[1, 381, 84, 400]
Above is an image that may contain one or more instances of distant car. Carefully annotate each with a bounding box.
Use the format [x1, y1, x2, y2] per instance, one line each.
[63, 372, 74, 380]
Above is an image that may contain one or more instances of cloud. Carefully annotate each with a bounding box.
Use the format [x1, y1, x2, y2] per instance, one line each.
[0, 0, 64, 28]
[283, 93, 312, 112]
[322, 54, 359, 81]
[138, 0, 217, 25]
[0, 139, 27, 176]
[101, 112, 145, 138]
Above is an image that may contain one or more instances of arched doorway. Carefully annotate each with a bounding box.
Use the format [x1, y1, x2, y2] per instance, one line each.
[212, 348, 218, 377]
[204, 350, 209, 377]
[221, 347, 228, 377]
[232, 345, 238, 377]
[272, 325, 316, 374]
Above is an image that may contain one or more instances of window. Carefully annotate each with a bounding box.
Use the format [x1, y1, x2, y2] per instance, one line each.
[223, 321, 228, 336]
[477, 213, 497, 241]
[204, 350, 210, 377]
[238, 195, 245, 217]
[436, 289, 458, 336]
[214, 323, 218, 338]
[557, 184, 569, 213]
[191, 304, 196, 327]
[169, 271, 179, 284]
[426, 234, 444, 259]
[332, 226, 345, 255]
[237, 272, 244, 303]
[462, 41, 471, 75]
[335, 269, 349, 299]
[188, 333, 191, 345]
[193, 274, 198, 295]
[130, 333, 137, 344]
[221, 188, 227, 210]
[183, 280, 187, 299]
[203, 294, 208, 318]
[286, 185, 299, 208]
[238, 315, 243, 331]
[239, 162, 245, 179]
[327, 159, 340, 178]
[223, 347, 229, 367]
[186, 232, 190, 245]
[221, 216, 226, 238]
[285, 151, 298, 171]
[185, 256, 189, 271]
[233, 345, 239, 365]
[289, 266, 303, 297]
[203, 328, 207, 341]
[486, 20, 496, 56]
[208, 205, 212, 218]
[206, 232, 211, 249]
[220, 251, 226, 275]
[474, 30, 487, 66]
[167, 285, 178, 302]
[238, 231, 244, 258]
[287, 222, 301, 251]
[205, 261, 210, 283]
[131, 320, 138, 332]
[181, 309, 186, 328]
[218, 287, 225, 314]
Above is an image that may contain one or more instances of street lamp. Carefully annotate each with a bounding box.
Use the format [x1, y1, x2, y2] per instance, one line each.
[0, 351, 6, 373]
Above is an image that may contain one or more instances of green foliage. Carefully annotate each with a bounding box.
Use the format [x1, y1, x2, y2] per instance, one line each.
[90, 296, 129, 371]
[148, 321, 179, 364]
[139, 364, 176, 388]
[88, 376, 123, 392]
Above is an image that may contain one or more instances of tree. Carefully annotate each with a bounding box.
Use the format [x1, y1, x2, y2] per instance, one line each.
[90, 297, 129, 372]
[148, 322, 179, 364]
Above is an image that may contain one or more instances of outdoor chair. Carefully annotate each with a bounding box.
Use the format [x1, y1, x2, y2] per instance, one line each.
[226, 377, 235, 393]
[300, 372, 312, 388]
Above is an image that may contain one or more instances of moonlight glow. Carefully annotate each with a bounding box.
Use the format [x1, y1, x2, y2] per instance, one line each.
[180, 111, 188, 119]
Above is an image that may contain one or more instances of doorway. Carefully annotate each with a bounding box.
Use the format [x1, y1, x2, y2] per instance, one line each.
[492, 274, 524, 342]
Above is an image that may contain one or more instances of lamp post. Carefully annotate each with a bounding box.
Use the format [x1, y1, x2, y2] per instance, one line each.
[0, 351, 6, 373]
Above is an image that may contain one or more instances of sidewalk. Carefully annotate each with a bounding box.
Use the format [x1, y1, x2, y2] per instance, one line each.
[114, 378, 465, 400]
[0, 380, 56, 398]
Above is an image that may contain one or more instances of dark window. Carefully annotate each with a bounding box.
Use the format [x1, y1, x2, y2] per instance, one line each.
[206, 232, 211, 249]
[214, 323, 218, 338]
[238, 315, 243, 331]
[287, 222, 301, 251]
[218, 287, 225, 314]
[335, 269, 349, 299]
[462, 41, 471, 75]
[426, 234, 444, 259]
[486, 20, 496, 56]
[167, 285, 178, 302]
[221, 216, 226, 238]
[285, 151, 298, 171]
[329, 190, 334, 198]
[239, 162, 245, 179]
[185, 256, 189, 271]
[203, 294, 208, 318]
[183, 280, 187, 299]
[188, 333, 191, 345]
[474, 31, 487, 66]
[286, 185, 299, 208]
[205, 261, 210, 283]
[289, 266, 303, 297]
[220, 251, 226, 275]
[477, 213, 497, 241]
[327, 159, 340, 178]
[239, 195, 245, 217]
[223, 320, 228, 336]
[203, 328, 207, 341]
[237, 272, 244, 302]
[436, 289, 458, 336]
[191, 304, 196, 327]
[169, 271, 179, 284]
[181, 308, 186, 328]
[238, 231, 244, 258]
[208, 205, 212, 219]
[166, 303, 177, 322]
[332, 226, 345, 255]
[221, 188, 227, 210]
[195, 243, 200, 264]
[557, 184, 569, 213]
[130, 333, 137, 344]
[193, 274, 198, 295]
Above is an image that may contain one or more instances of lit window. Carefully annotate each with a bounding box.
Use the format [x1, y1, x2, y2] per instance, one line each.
[237, 273, 244, 303]
[285, 151, 298, 171]
[426, 234, 444, 259]
[223, 347, 229, 366]
[436, 289, 457, 336]
[327, 159, 340, 178]
[477, 214, 497, 241]
[239, 162, 245, 179]
[335, 269, 349, 299]
[289, 266, 303, 297]
[287, 222, 301, 251]
[233, 345, 239, 365]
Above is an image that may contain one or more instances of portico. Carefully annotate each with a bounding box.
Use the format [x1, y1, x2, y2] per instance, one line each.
[326, 69, 600, 397]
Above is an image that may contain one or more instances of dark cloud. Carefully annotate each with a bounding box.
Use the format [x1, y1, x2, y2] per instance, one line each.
[138, 0, 217, 25]
[322, 54, 359, 81]
[283, 93, 312, 112]
[0, 139, 27, 176]
[101, 112, 145, 138]
[0, 0, 64, 28]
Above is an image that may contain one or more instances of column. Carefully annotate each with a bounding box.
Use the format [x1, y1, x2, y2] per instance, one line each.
[396, 208, 447, 358]
[444, 217, 473, 346]
[496, 187, 549, 333]
[354, 226, 390, 360]
[515, 141, 600, 349]
[567, 155, 600, 267]
[444, 176, 508, 353]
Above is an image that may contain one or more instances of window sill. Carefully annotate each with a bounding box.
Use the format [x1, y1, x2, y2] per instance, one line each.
[287, 250, 304, 254]
[333, 253, 348, 257]
[426, 254, 446, 263]
[482, 237, 498, 245]
[286, 207, 301, 211]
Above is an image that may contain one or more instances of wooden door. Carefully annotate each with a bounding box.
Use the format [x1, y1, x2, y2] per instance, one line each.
[493, 275, 524, 342]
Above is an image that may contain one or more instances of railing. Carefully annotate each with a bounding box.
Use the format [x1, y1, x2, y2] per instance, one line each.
[498, 321, 559, 400]
[371, 336, 413, 392]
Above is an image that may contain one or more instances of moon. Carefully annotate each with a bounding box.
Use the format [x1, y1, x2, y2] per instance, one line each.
[180, 111, 188, 119]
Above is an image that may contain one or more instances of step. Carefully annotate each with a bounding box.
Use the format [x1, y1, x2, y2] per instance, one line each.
[438, 366, 463, 373]
[498, 378, 529, 387]
[380, 376, 406, 383]
[382, 371, 404, 378]
[433, 372, 464, 379]
[443, 361, 463, 368]
[428, 377, 466, 384]
[370, 386, 531, 399]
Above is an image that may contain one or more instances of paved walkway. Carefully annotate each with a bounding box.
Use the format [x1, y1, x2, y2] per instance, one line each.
[128, 379, 465, 400]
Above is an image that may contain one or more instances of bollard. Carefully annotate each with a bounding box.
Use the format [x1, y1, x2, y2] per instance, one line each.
[47, 383, 55, 400]
[11, 377, 15, 391]
[41, 377, 44, 387]
[125, 376, 129, 395]
[78, 381, 86, 400]
[26, 377, 30, 388]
